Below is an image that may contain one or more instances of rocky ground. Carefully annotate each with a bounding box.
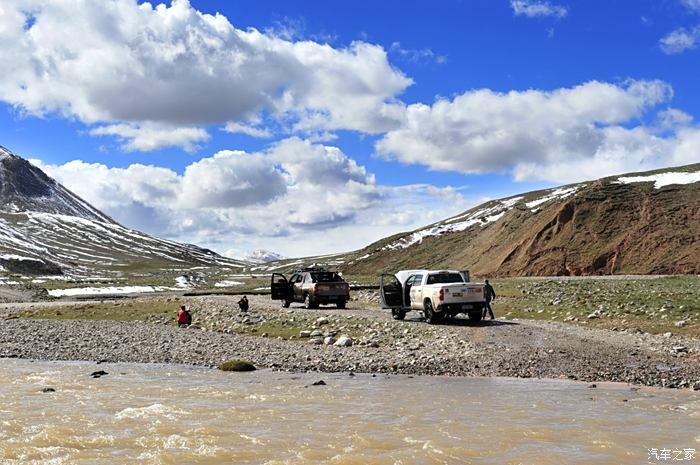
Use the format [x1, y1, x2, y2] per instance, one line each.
[1, 293, 699, 389]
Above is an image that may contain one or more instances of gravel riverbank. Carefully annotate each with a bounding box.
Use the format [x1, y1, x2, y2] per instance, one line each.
[1, 294, 699, 389]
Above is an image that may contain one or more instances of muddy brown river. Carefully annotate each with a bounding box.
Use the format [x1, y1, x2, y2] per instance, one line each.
[1, 359, 698, 464]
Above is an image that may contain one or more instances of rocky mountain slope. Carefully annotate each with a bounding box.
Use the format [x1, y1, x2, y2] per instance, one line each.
[0, 146, 246, 278]
[256, 164, 700, 277]
[349, 164, 700, 276]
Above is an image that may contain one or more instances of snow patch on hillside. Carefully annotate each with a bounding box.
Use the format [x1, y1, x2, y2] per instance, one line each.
[252, 260, 304, 272]
[526, 185, 583, 212]
[1, 210, 245, 277]
[349, 252, 373, 264]
[0, 145, 13, 159]
[0, 254, 41, 262]
[616, 171, 700, 189]
[175, 276, 192, 288]
[383, 196, 523, 251]
[47, 286, 169, 297]
[214, 280, 244, 287]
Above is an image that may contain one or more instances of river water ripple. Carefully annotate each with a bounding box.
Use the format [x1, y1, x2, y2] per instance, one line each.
[0, 359, 698, 464]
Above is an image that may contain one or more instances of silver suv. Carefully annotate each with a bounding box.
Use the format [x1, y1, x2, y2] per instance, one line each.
[271, 267, 350, 309]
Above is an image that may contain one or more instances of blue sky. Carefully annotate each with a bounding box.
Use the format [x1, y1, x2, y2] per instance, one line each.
[1, 0, 699, 258]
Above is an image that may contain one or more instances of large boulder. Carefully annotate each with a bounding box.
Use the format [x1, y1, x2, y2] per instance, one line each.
[218, 359, 256, 372]
[334, 336, 353, 347]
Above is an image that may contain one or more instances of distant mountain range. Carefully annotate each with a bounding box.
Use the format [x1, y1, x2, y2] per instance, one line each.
[0, 146, 246, 278]
[254, 163, 700, 277]
[2, 143, 699, 281]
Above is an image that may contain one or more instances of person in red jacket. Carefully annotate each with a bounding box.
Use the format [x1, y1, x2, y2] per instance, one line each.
[238, 295, 249, 312]
[177, 305, 192, 327]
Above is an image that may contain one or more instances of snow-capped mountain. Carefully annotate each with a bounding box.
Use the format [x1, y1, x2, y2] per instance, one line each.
[0, 146, 111, 221]
[244, 249, 286, 263]
[0, 146, 246, 277]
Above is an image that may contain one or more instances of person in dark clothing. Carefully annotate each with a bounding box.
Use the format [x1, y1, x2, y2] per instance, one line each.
[238, 296, 249, 312]
[177, 305, 192, 327]
[483, 280, 496, 320]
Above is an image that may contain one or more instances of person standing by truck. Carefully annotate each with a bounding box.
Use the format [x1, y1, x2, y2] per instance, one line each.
[483, 280, 496, 320]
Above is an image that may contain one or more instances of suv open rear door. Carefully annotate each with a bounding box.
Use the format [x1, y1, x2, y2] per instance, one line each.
[270, 273, 290, 301]
[380, 274, 404, 308]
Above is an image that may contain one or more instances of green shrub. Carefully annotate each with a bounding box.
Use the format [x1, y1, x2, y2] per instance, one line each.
[218, 359, 256, 372]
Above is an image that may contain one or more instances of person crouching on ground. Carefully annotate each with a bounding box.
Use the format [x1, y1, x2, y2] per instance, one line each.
[238, 296, 249, 312]
[483, 280, 496, 320]
[177, 305, 192, 327]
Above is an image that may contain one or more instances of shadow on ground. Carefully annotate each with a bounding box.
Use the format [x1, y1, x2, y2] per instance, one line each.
[401, 315, 519, 327]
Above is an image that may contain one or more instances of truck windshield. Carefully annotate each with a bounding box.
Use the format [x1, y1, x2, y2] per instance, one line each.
[426, 273, 464, 285]
[310, 272, 342, 283]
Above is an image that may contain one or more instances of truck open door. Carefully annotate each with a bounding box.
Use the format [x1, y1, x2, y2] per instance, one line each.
[270, 273, 291, 304]
[380, 274, 407, 320]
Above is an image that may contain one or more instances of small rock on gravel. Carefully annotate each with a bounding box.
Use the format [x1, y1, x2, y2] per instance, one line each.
[334, 336, 353, 347]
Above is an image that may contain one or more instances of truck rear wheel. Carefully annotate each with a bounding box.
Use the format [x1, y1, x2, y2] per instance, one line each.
[468, 311, 483, 323]
[424, 300, 439, 324]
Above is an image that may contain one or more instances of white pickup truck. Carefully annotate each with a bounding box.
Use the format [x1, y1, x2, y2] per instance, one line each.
[380, 270, 487, 324]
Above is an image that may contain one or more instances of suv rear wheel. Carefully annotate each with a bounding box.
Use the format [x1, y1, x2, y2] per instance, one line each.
[304, 294, 317, 309]
[336, 300, 346, 309]
[391, 308, 406, 320]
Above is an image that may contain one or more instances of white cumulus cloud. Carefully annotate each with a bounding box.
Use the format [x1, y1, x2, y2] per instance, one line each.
[33, 138, 473, 257]
[0, 0, 411, 151]
[90, 123, 210, 152]
[222, 121, 274, 139]
[660, 26, 700, 54]
[683, 0, 700, 12]
[511, 0, 568, 18]
[179, 150, 288, 209]
[374, 79, 700, 183]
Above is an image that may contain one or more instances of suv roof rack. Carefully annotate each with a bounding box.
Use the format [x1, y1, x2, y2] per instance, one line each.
[299, 265, 328, 272]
